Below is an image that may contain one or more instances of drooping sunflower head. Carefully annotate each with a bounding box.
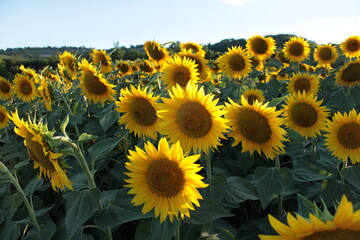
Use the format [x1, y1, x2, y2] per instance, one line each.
[224, 96, 287, 159]
[38, 77, 53, 111]
[42, 67, 60, 83]
[144, 41, 170, 67]
[180, 42, 206, 57]
[282, 92, 329, 138]
[115, 60, 132, 77]
[8, 111, 73, 191]
[0, 76, 13, 100]
[325, 109, 360, 164]
[0, 105, 9, 129]
[288, 73, 320, 95]
[91, 49, 113, 73]
[13, 73, 37, 102]
[116, 84, 161, 139]
[78, 58, 115, 103]
[58, 51, 77, 80]
[162, 56, 199, 89]
[177, 50, 210, 81]
[340, 36, 360, 58]
[259, 195, 360, 240]
[283, 37, 311, 62]
[246, 35, 276, 60]
[218, 46, 252, 79]
[336, 59, 360, 87]
[276, 51, 290, 64]
[158, 83, 229, 154]
[19, 65, 39, 83]
[314, 44, 338, 66]
[125, 137, 208, 223]
[241, 88, 265, 105]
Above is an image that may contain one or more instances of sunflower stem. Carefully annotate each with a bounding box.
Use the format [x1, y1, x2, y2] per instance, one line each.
[262, 60, 267, 82]
[205, 153, 212, 183]
[175, 220, 181, 240]
[312, 139, 317, 161]
[274, 155, 283, 215]
[341, 160, 348, 184]
[0, 161, 40, 231]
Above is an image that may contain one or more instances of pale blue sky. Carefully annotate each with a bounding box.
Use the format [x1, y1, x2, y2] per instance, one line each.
[0, 0, 359, 50]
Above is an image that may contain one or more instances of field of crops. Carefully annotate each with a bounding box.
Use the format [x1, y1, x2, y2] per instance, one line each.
[0, 35, 360, 240]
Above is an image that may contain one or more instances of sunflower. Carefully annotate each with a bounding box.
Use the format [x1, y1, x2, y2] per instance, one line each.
[241, 88, 265, 105]
[250, 57, 265, 71]
[282, 92, 329, 138]
[91, 49, 112, 73]
[115, 60, 132, 77]
[246, 35, 276, 60]
[138, 60, 156, 74]
[218, 46, 252, 79]
[13, 73, 37, 102]
[162, 56, 199, 89]
[336, 59, 360, 87]
[0, 77, 13, 100]
[19, 65, 38, 83]
[78, 59, 115, 103]
[144, 41, 170, 67]
[324, 109, 360, 164]
[180, 42, 206, 57]
[8, 111, 73, 191]
[0, 105, 9, 129]
[115, 85, 161, 139]
[224, 96, 286, 159]
[38, 77, 52, 111]
[288, 73, 320, 95]
[124, 137, 208, 223]
[276, 51, 290, 64]
[42, 67, 60, 83]
[177, 50, 210, 81]
[259, 195, 360, 240]
[158, 83, 228, 154]
[283, 37, 310, 62]
[340, 36, 360, 58]
[314, 44, 338, 67]
[58, 51, 77, 80]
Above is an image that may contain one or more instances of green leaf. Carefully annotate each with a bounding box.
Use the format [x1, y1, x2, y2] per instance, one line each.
[342, 165, 360, 190]
[77, 133, 98, 143]
[321, 180, 352, 206]
[268, 94, 288, 108]
[151, 218, 179, 240]
[255, 167, 283, 209]
[297, 193, 321, 218]
[135, 219, 151, 240]
[60, 114, 69, 135]
[99, 110, 119, 132]
[24, 177, 44, 196]
[201, 173, 227, 203]
[0, 219, 20, 240]
[292, 160, 332, 182]
[225, 176, 258, 204]
[184, 198, 233, 225]
[265, 58, 284, 68]
[2, 192, 23, 218]
[88, 137, 122, 162]
[65, 188, 101, 240]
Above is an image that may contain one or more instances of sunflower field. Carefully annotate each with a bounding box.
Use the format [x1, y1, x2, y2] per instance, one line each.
[1, 35, 360, 240]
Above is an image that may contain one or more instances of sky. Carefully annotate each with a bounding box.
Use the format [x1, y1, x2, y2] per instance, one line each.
[0, 0, 359, 50]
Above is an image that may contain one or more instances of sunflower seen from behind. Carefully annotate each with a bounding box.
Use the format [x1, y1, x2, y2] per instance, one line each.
[38, 77, 53, 111]
[144, 41, 170, 68]
[340, 36, 360, 58]
[180, 42, 206, 57]
[283, 37, 310, 62]
[314, 44, 338, 67]
[58, 51, 77, 80]
[13, 73, 37, 102]
[282, 92, 329, 138]
[116, 85, 161, 140]
[0, 77, 13, 100]
[78, 58, 115, 103]
[325, 109, 360, 164]
[9, 111, 73, 191]
[259, 195, 360, 240]
[288, 73, 320, 95]
[158, 83, 228, 154]
[246, 35, 276, 61]
[0, 105, 9, 129]
[218, 46, 252, 79]
[162, 56, 199, 89]
[91, 49, 112, 73]
[336, 59, 360, 87]
[224, 96, 286, 160]
[124, 137, 208, 223]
